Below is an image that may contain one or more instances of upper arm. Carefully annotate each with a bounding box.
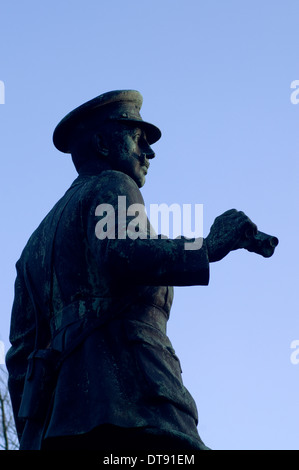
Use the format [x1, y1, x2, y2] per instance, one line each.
[82, 171, 209, 287]
[85, 171, 148, 257]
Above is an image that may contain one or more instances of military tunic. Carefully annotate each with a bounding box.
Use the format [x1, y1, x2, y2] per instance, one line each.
[6, 170, 210, 450]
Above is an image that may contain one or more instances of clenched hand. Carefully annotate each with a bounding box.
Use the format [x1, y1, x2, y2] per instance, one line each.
[206, 209, 258, 262]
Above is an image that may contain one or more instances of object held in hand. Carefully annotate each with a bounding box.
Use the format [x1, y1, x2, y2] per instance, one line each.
[244, 230, 279, 258]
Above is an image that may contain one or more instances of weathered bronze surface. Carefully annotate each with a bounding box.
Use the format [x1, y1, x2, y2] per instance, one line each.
[6, 90, 278, 451]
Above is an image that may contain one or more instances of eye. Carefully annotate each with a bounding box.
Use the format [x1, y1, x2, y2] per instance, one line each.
[132, 132, 141, 142]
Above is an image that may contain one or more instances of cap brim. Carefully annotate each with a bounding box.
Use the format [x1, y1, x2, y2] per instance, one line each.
[53, 117, 161, 153]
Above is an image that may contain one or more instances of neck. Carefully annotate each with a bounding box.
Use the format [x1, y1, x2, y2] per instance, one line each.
[73, 153, 112, 176]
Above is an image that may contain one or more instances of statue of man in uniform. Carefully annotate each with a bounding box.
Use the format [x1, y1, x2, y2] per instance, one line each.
[6, 90, 278, 451]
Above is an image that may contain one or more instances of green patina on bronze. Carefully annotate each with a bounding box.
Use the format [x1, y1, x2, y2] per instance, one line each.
[6, 90, 278, 451]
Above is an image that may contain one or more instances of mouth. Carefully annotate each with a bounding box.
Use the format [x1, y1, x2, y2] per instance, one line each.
[137, 154, 150, 169]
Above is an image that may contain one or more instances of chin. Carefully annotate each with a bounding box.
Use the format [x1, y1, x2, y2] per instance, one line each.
[136, 179, 145, 188]
[132, 172, 145, 188]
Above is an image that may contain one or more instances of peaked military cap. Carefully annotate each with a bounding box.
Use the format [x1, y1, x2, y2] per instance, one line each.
[53, 89, 162, 153]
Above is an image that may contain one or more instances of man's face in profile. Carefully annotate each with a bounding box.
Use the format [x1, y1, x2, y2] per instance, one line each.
[107, 123, 156, 188]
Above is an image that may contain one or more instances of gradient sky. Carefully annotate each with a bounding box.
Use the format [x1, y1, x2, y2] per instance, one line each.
[0, 0, 298, 450]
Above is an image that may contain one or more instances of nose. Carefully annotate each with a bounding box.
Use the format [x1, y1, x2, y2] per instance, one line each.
[139, 132, 156, 159]
[143, 145, 155, 159]
[146, 149, 155, 159]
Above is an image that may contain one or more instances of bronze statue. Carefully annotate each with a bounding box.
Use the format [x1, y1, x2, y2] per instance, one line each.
[6, 90, 278, 451]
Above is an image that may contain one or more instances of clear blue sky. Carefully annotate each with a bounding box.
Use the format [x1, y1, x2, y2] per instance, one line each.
[0, 0, 298, 450]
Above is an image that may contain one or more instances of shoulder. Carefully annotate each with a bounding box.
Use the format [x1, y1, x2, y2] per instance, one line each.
[80, 171, 145, 207]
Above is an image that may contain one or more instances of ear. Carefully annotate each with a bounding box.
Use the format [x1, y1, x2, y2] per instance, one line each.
[92, 132, 109, 158]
